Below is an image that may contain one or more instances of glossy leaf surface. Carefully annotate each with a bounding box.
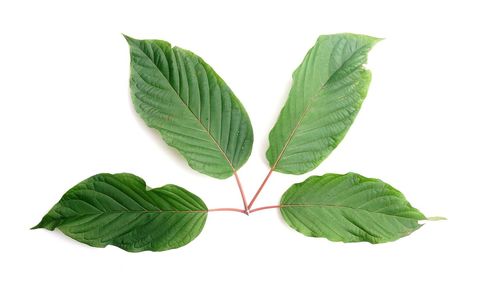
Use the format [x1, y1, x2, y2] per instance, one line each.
[126, 36, 253, 179]
[267, 34, 380, 174]
[280, 173, 426, 243]
[33, 173, 207, 252]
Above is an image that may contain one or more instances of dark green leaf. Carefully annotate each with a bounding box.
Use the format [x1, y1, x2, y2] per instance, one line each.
[267, 34, 380, 174]
[280, 173, 426, 243]
[33, 173, 207, 252]
[125, 35, 253, 179]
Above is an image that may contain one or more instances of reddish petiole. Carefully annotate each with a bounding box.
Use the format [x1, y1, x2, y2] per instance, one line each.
[210, 169, 278, 215]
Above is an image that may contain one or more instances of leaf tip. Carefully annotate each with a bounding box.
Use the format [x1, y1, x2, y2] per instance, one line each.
[30, 222, 44, 230]
[122, 33, 138, 45]
[426, 216, 447, 221]
[372, 36, 384, 44]
[31, 216, 57, 231]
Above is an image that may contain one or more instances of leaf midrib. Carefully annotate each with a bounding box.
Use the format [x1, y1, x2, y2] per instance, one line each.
[272, 42, 370, 169]
[281, 203, 419, 220]
[65, 209, 208, 216]
[134, 43, 236, 172]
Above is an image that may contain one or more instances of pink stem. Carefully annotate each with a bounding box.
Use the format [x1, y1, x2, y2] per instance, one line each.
[249, 205, 281, 213]
[247, 169, 273, 209]
[208, 208, 247, 213]
[233, 171, 249, 213]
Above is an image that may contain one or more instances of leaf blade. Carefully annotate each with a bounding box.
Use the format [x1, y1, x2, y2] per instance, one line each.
[267, 34, 380, 174]
[125, 35, 253, 179]
[33, 173, 208, 252]
[280, 173, 426, 243]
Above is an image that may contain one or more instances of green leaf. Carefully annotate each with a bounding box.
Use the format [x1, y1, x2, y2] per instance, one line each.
[267, 33, 380, 174]
[280, 173, 426, 243]
[33, 173, 207, 252]
[125, 35, 253, 179]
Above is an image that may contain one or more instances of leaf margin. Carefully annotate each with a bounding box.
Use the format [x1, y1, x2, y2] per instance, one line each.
[32, 172, 208, 252]
[266, 33, 382, 175]
[280, 172, 428, 244]
[124, 34, 254, 179]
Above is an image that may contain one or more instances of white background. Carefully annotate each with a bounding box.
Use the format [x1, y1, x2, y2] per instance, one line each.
[1, 0, 499, 280]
